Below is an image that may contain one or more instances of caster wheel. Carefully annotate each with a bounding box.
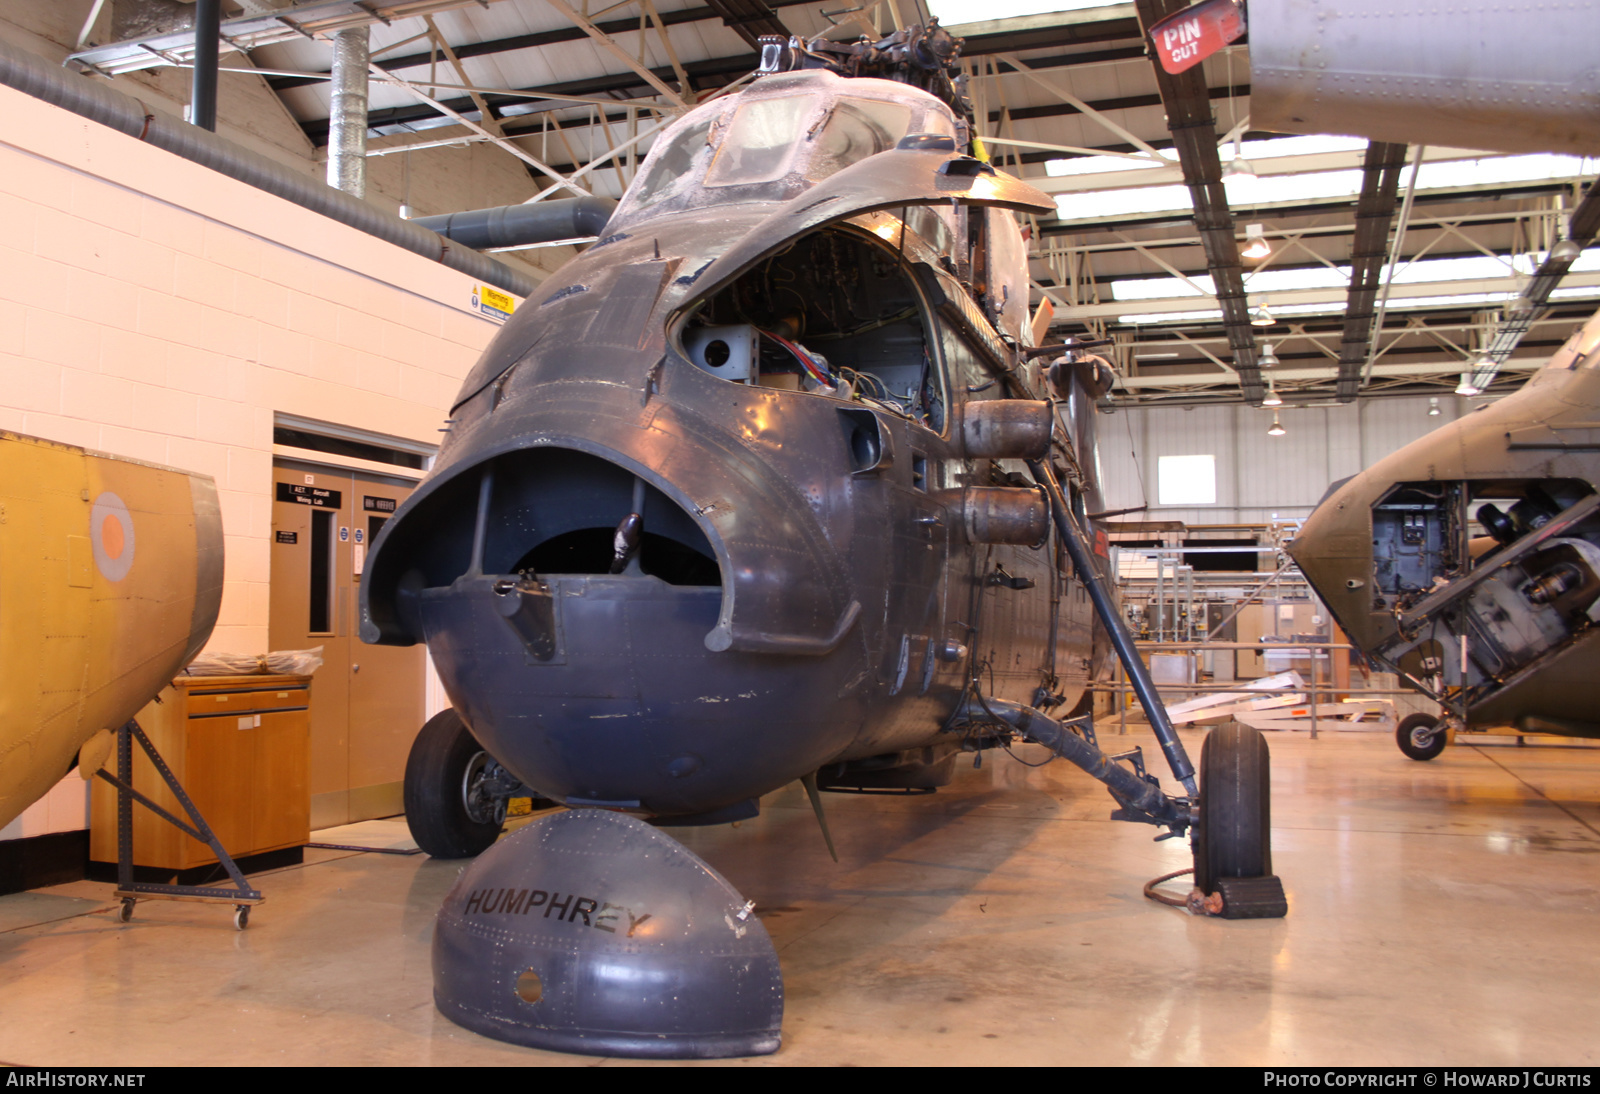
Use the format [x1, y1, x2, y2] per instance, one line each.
[118, 898, 134, 923]
[233, 905, 250, 931]
[1397, 713, 1447, 761]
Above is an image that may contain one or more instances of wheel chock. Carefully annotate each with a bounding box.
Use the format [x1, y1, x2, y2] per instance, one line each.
[1213, 875, 1288, 919]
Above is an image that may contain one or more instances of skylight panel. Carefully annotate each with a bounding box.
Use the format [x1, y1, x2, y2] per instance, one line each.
[1233, 135, 1370, 158]
[1054, 152, 1600, 222]
[1045, 154, 1172, 177]
[930, 0, 1122, 22]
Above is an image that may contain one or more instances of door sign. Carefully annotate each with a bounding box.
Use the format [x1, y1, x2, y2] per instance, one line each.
[277, 483, 343, 508]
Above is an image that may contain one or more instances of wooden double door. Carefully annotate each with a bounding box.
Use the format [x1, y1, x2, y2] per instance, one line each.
[269, 459, 423, 829]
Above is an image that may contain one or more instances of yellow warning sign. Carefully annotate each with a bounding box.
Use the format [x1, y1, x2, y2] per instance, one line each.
[473, 284, 517, 321]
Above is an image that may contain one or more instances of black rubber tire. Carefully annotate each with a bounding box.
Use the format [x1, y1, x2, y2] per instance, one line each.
[1396, 712, 1447, 761]
[403, 709, 503, 859]
[1193, 723, 1272, 896]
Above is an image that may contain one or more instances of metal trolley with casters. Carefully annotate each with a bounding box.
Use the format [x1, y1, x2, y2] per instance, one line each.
[94, 719, 263, 931]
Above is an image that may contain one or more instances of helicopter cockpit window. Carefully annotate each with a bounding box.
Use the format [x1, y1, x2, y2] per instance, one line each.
[680, 226, 948, 433]
[704, 96, 811, 188]
[630, 116, 716, 210]
[807, 99, 913, 182]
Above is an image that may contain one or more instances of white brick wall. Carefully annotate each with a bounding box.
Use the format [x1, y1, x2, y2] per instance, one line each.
[0, 82, 519, 840]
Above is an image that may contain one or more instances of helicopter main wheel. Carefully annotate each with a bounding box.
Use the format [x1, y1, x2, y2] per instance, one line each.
[404, 709, 505, 859]
[1397, 712, 1448, 761]
[1193, 723, 1272, 896]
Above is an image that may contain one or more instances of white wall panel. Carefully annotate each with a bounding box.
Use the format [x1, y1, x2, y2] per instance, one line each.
[1099, 393, 1473, 526]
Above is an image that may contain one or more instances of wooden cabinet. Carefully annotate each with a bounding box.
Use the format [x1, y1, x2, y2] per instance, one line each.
[90, 675, 312, 870]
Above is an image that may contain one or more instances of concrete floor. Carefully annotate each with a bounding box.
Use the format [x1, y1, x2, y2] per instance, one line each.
[2, 726, 1597, 1067]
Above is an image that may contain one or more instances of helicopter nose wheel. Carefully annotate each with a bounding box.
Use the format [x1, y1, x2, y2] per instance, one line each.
[1396, 712, 1448, 761]
[1191, 724, 1287, 919]
[404, 709, 507, 859]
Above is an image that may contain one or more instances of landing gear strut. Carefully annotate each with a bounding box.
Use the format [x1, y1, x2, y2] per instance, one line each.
[1026, 457, 1286, 918]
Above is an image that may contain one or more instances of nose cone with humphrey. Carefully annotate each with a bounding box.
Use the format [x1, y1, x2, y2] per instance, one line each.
[432, 808, 783, 1057]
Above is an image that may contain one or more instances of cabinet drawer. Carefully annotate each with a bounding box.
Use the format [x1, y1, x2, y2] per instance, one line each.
[185, 686, 309, 718]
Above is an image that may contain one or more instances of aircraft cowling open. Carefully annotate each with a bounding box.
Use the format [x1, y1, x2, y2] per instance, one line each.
[360, 286, 901, 816]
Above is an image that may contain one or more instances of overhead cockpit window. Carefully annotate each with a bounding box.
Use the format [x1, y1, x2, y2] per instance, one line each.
[807, 99, 913, 182]
[705, 96, 811, 188]
[631, 117, 716, 210]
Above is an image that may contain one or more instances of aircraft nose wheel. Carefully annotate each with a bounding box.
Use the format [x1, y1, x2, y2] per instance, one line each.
[1190, 724, 1287, 919]
[1396, 712, 1448, 761]
[404, 709, 508, 859]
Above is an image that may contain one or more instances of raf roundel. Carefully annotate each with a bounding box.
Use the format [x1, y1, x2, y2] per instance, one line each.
[89, 492, 136, 582]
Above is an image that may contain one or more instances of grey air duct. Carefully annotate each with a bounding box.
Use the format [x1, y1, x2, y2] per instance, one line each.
[412, 198, 615, 251]
[0, 37, 537, 298]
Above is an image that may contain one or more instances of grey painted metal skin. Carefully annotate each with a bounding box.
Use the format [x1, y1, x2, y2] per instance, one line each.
[1289, 309, 1600, 737]
[361, 69, 1112, 823]
[1250, 0, 1600, 156]
[434, 809, 782, 1057]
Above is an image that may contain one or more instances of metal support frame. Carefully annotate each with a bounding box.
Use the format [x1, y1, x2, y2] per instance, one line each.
[1467, 177, 1600, 391]
[94, 719, 263, 924]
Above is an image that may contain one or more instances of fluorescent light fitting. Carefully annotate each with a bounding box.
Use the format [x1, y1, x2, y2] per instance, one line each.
[1135, 351, 1181, 359]
[1241, 223, 1271, 259]
[1267, 412, 1287, 437]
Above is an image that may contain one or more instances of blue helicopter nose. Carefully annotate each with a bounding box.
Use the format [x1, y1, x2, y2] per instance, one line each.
[376, 441, 863, 820]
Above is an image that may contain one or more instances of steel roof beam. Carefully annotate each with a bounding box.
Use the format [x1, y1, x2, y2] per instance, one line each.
[1333, 141, 1409, 401]
[701, 0, 790, 48]
[263, 0, 815, 91]
[1132, 0, 1260, 403]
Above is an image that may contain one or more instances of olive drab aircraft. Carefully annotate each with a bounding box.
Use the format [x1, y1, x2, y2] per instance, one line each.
[360, 21, 1282, 1059]
[1225, 0, 1600, 763]
[0, 432, 222, 832]
[1290, 313, 1600, 761]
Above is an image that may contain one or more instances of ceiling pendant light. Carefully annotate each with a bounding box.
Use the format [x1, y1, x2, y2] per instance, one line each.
[1224, 137, 1255, 179]
[1250, 298, 1276, 326]
[1267, 411, 1286, 437]
[1259, 342, 1280, 367]
[1263, 384, 1283, 407]
[1428, 397, 1441, 417]
[1456, 374, 1483, 396]
[1241, 222, 1271, 259]
[1551, 238, 1583, 262]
